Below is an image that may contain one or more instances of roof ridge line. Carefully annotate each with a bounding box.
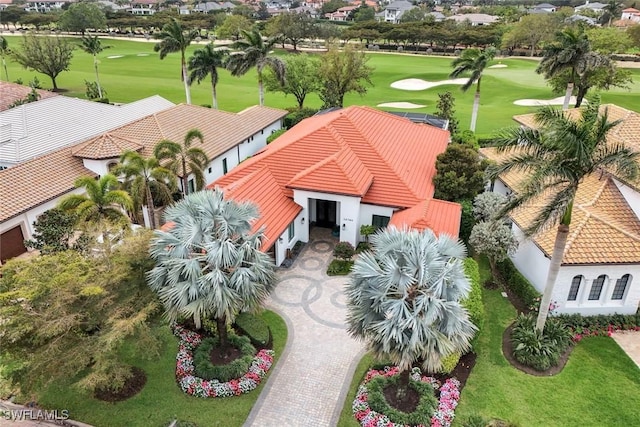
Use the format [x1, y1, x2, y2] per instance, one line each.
[581, 206, 640, 243]
[578, 175, 609, 207]
[334, 146, 373, 194]
[562, 209, 590, 255]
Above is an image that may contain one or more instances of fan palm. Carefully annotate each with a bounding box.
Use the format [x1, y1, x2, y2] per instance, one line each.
[58, 174, 133, 229]
[603, 0, 621, 26]
[79, 35, 110, 99]
[346, 227, 477, 383]
[112, 150, 177, 229]
[147, 189, 276, 348]
[536, 28, 608, 111]
[488, 97, 640, 331]
[0, 36, 9, 81]
[154, 18, 199, 105]
[153, 129, 209, 197]
[449, 46, 496, 132]
[226, 28, 286, 106]
[188, 43, 227, 110]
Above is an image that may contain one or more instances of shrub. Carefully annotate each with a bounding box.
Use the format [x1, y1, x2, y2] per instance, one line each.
[360, 224, 376, 242]
[327, 259, 353, 276]
[555, 312, 640, 338]
[459, 200, 474, 244]
[283, 107, 318, 128]
[439, 351, 461, 374]
[462, 258, 484, 336]
[193, 335, 256, 382]
[266, 128, 286, 144]
[334, 241, 355, 260]
[366, 374, 437, 426]
[496, 258, 541, 308]
[511, 313, 571, 371]
[234, 312, 270, 347]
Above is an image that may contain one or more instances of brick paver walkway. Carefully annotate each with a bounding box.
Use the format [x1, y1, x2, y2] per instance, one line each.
[244, 228, 365, 427]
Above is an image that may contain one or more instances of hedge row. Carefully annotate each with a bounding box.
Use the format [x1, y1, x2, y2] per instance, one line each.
[495, 258, 541, 308]
[555, 312, 640, 337]
[462, 258, 485, 336]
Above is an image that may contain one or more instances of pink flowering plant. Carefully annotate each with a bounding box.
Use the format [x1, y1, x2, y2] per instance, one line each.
[352, 366, 461, 427]
[172, 324, 274, 398]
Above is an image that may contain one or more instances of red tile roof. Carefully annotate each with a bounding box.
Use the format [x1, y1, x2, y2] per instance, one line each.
[0, 81, 58, 112]
[389, 199, 462, 238]
[72, 133, 143, 159]
[211, 106, 456, 242]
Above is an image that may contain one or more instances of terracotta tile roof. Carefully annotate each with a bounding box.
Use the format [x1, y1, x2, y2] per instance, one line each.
[0, 147, 97, 222]
[389, 199, 462, 238]
[223, 167, 302, 249]
[482, 147, 640, 265]
[0, 81, 58, 112]
[287, 146, 374, 196]
[72, 133, 144, 159]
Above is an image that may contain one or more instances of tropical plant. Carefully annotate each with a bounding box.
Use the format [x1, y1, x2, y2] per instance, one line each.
[603, 0, 621, 26]
[147, 189, 276, 349]
[488, 97, 640, 331]
[0, 36, 9, 81]
[23, 208, 77, 254]
[58, 174, 133, 230]
[449, 46, 496, 132]
[188, 43, 227, 110]
[345, 228, 476, 389]
[79, 35, 110, 99]
[536, 28, 608, 110]
[511, 313, 571, 371]
[153, 129, 209, 197]
[154, 18, 199, 104]
[112, 150, 176, 229]
[226, 28, 286, 106]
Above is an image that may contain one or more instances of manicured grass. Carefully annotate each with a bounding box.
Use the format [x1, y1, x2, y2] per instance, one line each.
[336, 257, 640, 427]
[36, 310, 287, 427]
[3, 36, 640, 137]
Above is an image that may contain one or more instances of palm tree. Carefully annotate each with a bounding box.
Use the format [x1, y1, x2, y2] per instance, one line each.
[188, 43, 227, 110]
[58, 174, 133, 229]
[112, 150, 176, 229]
[346, 227, 476, 387]
[0, 36, 9, 81]
[449, 46, 496, 132]
[153, 129, 209, 197]
[536, 28, 607, 111]
[79, 35, 110, 99]
[226, 28, 286, 106]
[147, 189, 276, 348]
[154, 18, 199, 105]
[489, 98, 640, 332]
[604, 0, 621, 26]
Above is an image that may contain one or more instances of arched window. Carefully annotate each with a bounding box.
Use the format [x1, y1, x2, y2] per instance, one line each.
[588, 275, 607, 300]
[567, 275, 582, 301]
[612, 274, 631, 300]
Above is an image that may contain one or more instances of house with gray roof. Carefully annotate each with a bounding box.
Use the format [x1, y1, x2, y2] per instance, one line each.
[447, 13, 500, 25]
[574, 1, 607, 14]
[377, 0, 415, 23]
[530, 3, 556, 13]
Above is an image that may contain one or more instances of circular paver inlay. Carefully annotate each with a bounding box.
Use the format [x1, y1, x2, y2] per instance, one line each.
[300, 256, 323, 271]
[330, 290, 348, 308]
[271, 276, 317, 306]
[311, 240, 333, 253]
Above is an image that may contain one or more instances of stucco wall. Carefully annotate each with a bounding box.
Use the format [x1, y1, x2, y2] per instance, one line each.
[613, 178, 640, 220]
[358, 204, 396, 240]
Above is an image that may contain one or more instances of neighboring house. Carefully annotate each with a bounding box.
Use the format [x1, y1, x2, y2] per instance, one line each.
[180, 1, 235, 14]
[0, 0, 13, 10]
[24, 0, 73, 12]
[0, 81, 58, 112]
[482, 104, 640, 316]
[447, 13, 500, 26]
[325, 5, 358, 21]
[565, 14, 597, 25]
[621, 7, 640, 23]
[210, 106, 461, 266]
[0, 95, 175, 169]
[129, 0, 158, 15]
[429, 11, 445, 21]
[0, 104, 286, 263]
[530, 3, 556, 13]
[574, 1, 606, 14]
[376, 0, 414, 24]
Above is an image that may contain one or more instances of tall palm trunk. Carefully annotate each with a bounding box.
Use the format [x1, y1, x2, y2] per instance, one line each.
[182, 59, 192, 105]
[536, 223, 570, 331]
[2, 57, 8, 81]
[145, 182, 156, 229]
[217, 316, 228, 349]
[258, 72, 264, 106]
[211, 75, 218, 109]
[181, 157, 189, 196]
[470, 89, 480, 132]
[93, 54, 103, 99]
[562, 82, 574, 111]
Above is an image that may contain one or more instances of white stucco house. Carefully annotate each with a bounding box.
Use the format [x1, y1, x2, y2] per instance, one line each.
[621, 7, 640, 23]
[210, 106, 462, 266]
[0, 103, 286, 263]
[482, 105, 640, 316]
[447, 13, 500, 26]
[376, 0, 415, 24]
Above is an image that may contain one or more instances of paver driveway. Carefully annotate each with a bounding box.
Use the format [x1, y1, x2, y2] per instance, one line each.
[244, 228, 365, 427]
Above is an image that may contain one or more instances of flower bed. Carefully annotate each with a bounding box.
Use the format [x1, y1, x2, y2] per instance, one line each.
[352, 366, 461, 427]
[172, 324, 274, 398]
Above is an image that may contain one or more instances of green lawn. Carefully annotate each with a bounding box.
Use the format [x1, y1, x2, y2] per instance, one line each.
[36, 310, 287, 427]
[336, 258, 640, 427]
[3, 36, 640, 137]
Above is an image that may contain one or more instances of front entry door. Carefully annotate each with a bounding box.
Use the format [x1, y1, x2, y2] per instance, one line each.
[316, 200, 337, 228]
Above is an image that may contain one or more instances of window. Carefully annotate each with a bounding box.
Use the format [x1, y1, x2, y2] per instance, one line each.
[188, 179, 195, 193]
[611, 274, 631, 300]
[372, 215, 390, 229]
[567, 275, 582, 301]
[222, 158, 228, 174]
[288, 222, 295, 241]
[208, 167, 212, 174]
[588, 275, 607, 300]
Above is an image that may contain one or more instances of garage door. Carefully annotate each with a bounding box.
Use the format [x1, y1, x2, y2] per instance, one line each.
[0, 226, 28, 263]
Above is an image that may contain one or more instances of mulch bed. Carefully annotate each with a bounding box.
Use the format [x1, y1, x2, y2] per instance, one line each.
[423, 352, 477, 395]
[502, 324, 574, 377]
[383, 382, 421, 412]
[94, 366, 147, 402]
[210, 345, 242, 365]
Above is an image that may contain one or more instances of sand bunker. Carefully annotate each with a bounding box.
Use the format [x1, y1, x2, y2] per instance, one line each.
[391, 78, 469, 91]
[488, 64, 508, 69]
[514, 96, 581, 106]
[107, 55, 124, 59]
[377, 102, 426, 109]
[136, 53, 149, 57]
